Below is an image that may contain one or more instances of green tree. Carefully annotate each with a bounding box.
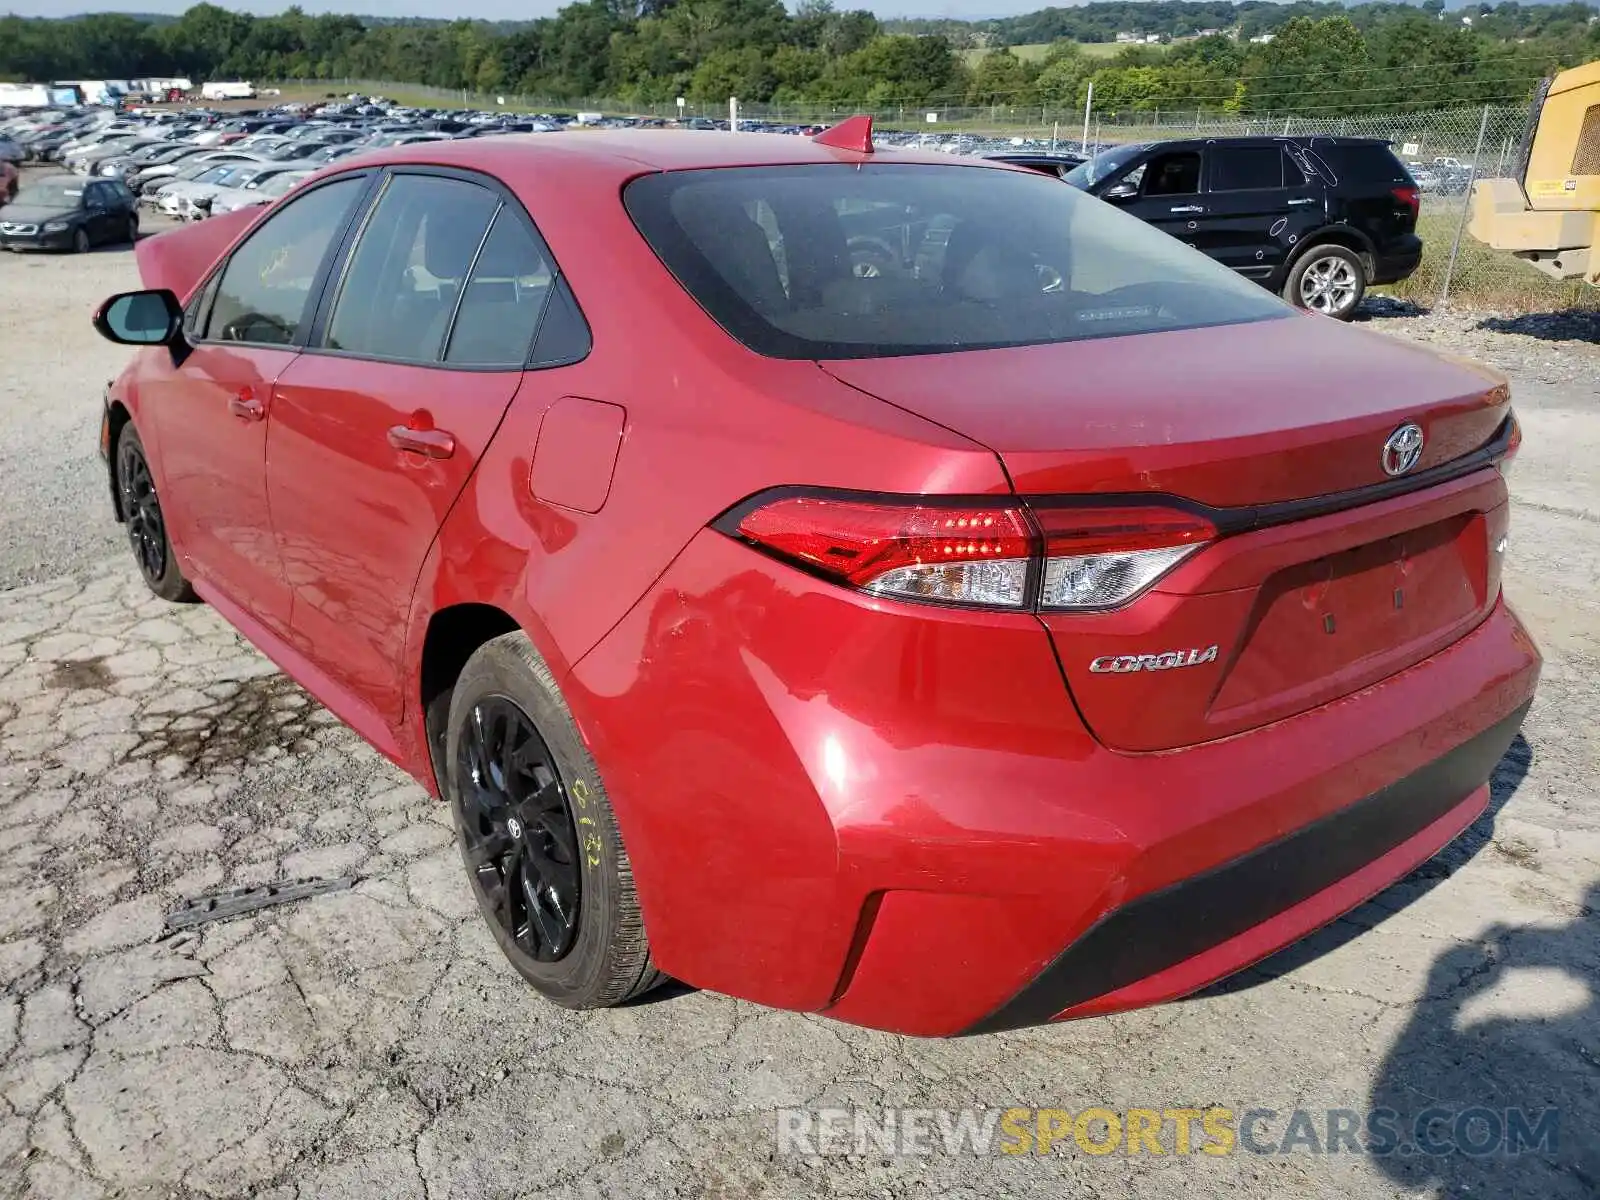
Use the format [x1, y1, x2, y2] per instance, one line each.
[689, 45, 775, 100]
[967, 48, 1034, 105]
[1033, 42, 1093, 107]
[1242, 15, 1372, 116]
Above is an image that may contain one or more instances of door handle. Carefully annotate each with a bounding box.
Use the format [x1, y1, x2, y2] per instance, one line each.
[1287, 198, 1318, 206]
[387, 425, 456, 459]
[1169, 204, 1205, 214]
[227, 388, 264, 421]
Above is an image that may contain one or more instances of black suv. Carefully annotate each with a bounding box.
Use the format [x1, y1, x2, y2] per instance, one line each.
[1064, 136, 1421, 319]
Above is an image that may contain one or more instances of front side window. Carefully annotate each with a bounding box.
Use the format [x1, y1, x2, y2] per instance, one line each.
[1140, 151, 1202, 196]
[1209, 146, 1287, 191]
[323, 174, 500, 362]
[1064, 143, 1150, 189]
[626, 163, 1286, 360]
[204, 177, 365, 346]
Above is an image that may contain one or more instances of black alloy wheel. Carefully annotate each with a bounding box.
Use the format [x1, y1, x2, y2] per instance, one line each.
[118, 435, 168, 586]
[455, 696, 582, 962]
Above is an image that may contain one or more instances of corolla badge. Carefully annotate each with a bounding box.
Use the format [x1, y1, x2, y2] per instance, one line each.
[1089, 645, 1219, 674]
[1382, 423, 1425, 477]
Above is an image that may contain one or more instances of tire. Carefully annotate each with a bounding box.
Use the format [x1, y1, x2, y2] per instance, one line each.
[124, 214, 139, 244]
[1284, 243, 1366, 320]
[115, 424, 196, 603]
[848, 236, 897, 279]
[71, 226, 90, 254]
[445, 631, 662, 1009]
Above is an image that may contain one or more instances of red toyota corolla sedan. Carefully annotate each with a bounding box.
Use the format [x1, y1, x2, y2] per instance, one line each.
[92, 120, 1539, 1036]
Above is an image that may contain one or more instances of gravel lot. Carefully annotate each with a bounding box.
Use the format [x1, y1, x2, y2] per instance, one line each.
[0, 210, 1596, 1199]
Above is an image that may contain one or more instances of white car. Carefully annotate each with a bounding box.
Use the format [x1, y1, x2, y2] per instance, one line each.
[207, 167, 311, 215]
[157, 161, 288, 219]
[136, 151, 263, 201]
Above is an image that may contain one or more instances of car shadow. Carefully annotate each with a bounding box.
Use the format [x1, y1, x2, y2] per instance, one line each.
[1366, 878, 1599, 1195]
[616, 977, 699, 1008]
[1475, 311, 1600, 343]
[1196, 732, 1534, 997]
[1351, 295, 1430, 321]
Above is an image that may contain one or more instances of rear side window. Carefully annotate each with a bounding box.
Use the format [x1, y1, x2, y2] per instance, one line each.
[625, 163, 1285, 360]
[205, 177, 365, 346]
[324, 174, 500, 361]
[1308, 143, 1413, 188]
[444, 210, 556, 366]
[1209, 146, 1286, 191]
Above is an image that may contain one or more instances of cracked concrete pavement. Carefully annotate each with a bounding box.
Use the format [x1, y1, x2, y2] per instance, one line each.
[0, 224, 1596, 1199]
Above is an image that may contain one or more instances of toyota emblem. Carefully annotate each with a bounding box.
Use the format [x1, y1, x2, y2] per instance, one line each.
[1382, 423, 1424, 476]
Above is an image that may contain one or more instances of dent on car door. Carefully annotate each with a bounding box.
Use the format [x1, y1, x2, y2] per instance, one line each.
[267, 170, 562, 726]
[142, 174, 370, 636]
[1196, 146, 1313, 279]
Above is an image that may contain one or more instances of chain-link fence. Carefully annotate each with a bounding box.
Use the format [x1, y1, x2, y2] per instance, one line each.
[278, 79, 1597, 312]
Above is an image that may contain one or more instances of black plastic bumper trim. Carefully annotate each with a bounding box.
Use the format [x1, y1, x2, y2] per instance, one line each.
[964, 700, 1530, 1035]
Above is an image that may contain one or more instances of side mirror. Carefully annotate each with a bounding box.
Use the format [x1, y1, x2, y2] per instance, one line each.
[1102, 181, 1139, 202]
[93, 289, 184, 347]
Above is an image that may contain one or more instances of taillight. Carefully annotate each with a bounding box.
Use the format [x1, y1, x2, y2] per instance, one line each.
[732, 496, 1034, 608]
[1392, 186, 1420, 219]
[724, 494, 1214, 611]
[1032, 505, 1215, 610]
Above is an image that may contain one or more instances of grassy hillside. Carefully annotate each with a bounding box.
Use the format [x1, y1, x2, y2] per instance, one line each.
[961, 41, 1127, 67]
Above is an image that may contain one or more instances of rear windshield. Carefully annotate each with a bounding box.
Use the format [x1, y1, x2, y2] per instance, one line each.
[1307, 143, 1413, 187]
[625, 163, 1286, 360]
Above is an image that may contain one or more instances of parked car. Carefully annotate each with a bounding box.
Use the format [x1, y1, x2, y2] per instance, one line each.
[206, 167, 311, 215]
[1065, 136, 1422, 319]
[90, 126, 1536, 1036]
[156, 161, 275, 219]
[134, 151, 264, 199]
[0, 135, 23, 165]
[0, 160, 16, 204]
[0, 174, 137, 252]
[983, 151, 1087, 178]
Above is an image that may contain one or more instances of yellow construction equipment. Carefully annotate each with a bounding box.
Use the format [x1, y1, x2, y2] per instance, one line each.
[1468, 59, 1600, 285]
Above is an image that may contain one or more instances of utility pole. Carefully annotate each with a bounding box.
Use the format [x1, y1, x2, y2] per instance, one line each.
[1081, 81, 1093, 154]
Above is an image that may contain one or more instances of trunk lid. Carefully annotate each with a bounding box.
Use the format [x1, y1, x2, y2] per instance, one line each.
[823, 315, 1513, 751]
[821, 314, 1507, 506]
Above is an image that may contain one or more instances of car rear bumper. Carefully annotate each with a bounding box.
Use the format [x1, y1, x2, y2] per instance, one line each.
[1372, 234, 1424, 284]
[570, 530, 1540, 1036]
[963, 699, 1523, 1032]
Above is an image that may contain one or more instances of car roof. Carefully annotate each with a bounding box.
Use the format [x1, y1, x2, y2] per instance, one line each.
[347, 128, 1017, 181]
[1120, 135, 1392, 152]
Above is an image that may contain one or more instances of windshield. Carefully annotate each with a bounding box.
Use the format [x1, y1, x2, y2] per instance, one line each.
[1064, 144, 1151, 190]
[259, 172, 307, 197]
[624, 163, 1285, 360]
[14, 179, 84, 207]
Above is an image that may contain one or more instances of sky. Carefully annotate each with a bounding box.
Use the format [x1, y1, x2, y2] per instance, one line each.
[10, 0, 1028, 19]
